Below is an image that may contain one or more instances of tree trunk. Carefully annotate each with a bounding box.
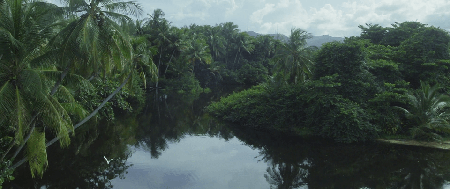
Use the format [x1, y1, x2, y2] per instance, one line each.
[0, 113, 36, 162]
[234, 47, 240, 69]
[155, 47, 162, 104]
[164, 50, 176, 76]
[5, 65, 69, 167]
[50, 68, 69, 96]
[11, 123, 35, 160]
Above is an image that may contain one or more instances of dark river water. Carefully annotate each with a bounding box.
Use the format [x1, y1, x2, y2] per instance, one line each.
[6, 88, 450, 189]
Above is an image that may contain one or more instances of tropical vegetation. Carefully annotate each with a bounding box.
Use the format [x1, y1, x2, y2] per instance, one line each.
[208, 21, 450, 143]
[2, 0, 450, 185]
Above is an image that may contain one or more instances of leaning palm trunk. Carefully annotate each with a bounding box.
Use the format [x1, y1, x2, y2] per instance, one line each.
[10, 74, 131, 170]
[6, 67, 71, 161]
[49, 68, 70, 96]
[1, 66, 71, 163]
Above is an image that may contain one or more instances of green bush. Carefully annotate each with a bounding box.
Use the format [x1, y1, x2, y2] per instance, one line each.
[208, 77, 379, 142]
[309, 96, 378, 143]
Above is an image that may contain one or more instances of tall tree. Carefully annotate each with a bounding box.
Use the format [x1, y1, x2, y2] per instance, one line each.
[0, 0, 73, 177]
[50, 0, 142, 79]
[4, 0, 150, 178]
[219, 22, 239, 66]
[204, 25, 226, 61]
[232, 32, 254, 69]
[272, 28, 315, 84]
[358, 23, 387, 44]
[396, 26, 450, 89]
[182, 34, 211, 73]
[381, 21, 426, 47]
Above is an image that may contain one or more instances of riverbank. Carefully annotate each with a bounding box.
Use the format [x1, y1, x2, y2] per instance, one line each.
[377, 139, 450, 150]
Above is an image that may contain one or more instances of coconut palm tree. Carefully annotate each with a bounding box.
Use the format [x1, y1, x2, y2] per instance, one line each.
[2, 0, 150, 177]
[39, 0, 146, 141]
[205, 25, 226, 61]
[182, 34, 211, 73]
[49, 0, 142, 80]
[397, 82, 450, 140]
[272, 28, 315, 84]
[232, 32, 254, 68]
[219, 22, 239, 66]
[0, 0, 74, 177]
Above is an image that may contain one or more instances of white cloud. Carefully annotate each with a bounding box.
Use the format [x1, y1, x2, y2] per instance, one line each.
[339, 0, 450, 35]
[308, 4, 351, 36]
[249, 0, 309, 35]
[224, 0, 240, 17]
[129, 0, 450, 37]
[250, 4, 275, 24]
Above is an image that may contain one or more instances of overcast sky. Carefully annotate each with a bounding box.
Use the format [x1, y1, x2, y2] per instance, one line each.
[130, 0, 450, 37]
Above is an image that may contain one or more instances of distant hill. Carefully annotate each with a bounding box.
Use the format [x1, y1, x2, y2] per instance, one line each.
[307, 35, 344, 47]
[245, 31, 344, 48]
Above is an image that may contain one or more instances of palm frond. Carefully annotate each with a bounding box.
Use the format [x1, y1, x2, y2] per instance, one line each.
[39, 95, 73, 147]
[400, 81, 450, 140]
[26, 130, 47, 178]
[0, 81, 17, 133]
[60, 102, 89, 120]
[14, 86, 30, 144]
[102, 1, 142, 18]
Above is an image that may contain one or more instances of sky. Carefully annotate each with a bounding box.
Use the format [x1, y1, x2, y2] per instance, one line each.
[131, 0, 450, 37]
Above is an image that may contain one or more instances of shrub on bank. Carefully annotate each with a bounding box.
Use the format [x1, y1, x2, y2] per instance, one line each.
[207, 79, 379, 143]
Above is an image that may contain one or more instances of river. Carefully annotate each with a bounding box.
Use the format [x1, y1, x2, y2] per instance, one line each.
[6, 88, 450, 188]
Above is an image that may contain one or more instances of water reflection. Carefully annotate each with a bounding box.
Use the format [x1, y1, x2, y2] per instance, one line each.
[264, 162, 308, 189]
[135, 89, 235, 159]
[6, 87, 236, 188]
[7, 86, 450, 188]
[7, 116, 137, 188]
[230, 126, 450, 189]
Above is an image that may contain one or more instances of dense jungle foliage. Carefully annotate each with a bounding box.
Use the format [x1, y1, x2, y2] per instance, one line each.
[208, 22, 450, 143]
[2, 0, 450, 185]
[0, 0, 300, 184]
[0, 0, 283, 184]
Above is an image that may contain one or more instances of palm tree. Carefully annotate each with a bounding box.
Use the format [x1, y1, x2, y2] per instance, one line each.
[49, 0, 142, 80]
[3, 0, 150, 177]
[129, 35, 158, 90]
[0, 0, 74, 177]
[397, 82, 450, 140]
[219, 22, 239, 66]
[41, 0, 145, 139]
[144, 9, 176, 96]
[232, 32, 254, 68]
[205, 25, 226, 61]
[272, 28, 315, 84]
[182, 34, 212, 73]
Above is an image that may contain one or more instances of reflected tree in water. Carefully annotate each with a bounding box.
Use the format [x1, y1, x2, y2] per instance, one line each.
[386, 147, 450, 189]
[6, 116, 137, 188]
[135, 90, 235, 159]
[229, 124, 450, 189]
[264, 162, 308, 189]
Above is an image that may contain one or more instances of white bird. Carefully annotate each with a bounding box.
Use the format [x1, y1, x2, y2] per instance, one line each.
[104, 156, 113, 164]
